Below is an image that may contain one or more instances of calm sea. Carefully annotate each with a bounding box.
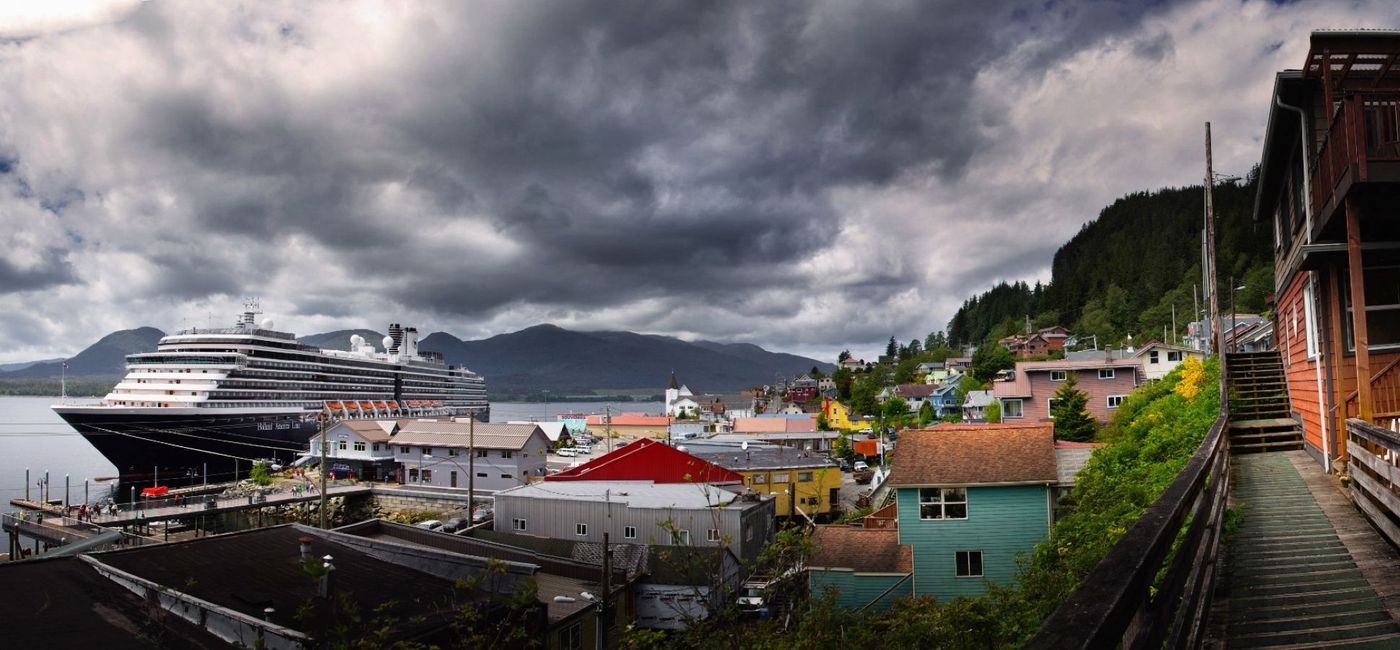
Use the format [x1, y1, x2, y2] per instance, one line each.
[0, 396, 661, 505]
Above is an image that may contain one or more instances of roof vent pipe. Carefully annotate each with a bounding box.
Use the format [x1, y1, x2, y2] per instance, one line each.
[298, 535, 313, 560]
[319, 554, 335, 599]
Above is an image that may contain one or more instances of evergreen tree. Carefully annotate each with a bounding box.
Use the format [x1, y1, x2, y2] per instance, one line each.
[837, 349, 851, 363]
[918, 400, 934, 427]
[851, 380, 879, 415]
[1050, 373, 1097, 442]
[886, 336, 898, 358]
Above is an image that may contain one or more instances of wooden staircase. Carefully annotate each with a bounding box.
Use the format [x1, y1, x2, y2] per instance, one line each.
[1227, 351, 1304, 453]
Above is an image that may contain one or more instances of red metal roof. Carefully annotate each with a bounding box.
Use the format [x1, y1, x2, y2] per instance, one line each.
[545, 439, 745, 484]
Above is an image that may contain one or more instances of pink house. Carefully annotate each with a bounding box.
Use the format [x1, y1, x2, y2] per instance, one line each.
[991, 358, 1145, 423]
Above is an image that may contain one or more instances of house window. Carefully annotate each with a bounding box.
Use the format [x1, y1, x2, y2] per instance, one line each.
[576, 523, 588, 536]
[476, 449, 488, 458]
[797, 472, 814, 482]
[750, 474, 768, 485]
[955, 551, 984, 578]
[372, 443, 381, 452]
[707, 528, 721, 542]
[420, 470, 432, 481]
[353, 441, 366, 452]
[772, 473, 790, 484]
[338, 440, 347, 450]
[560, 623, 581, 650]
[400, 446, 410, 454]
[408, 468, 418, 481]
[1341, 266, 1400, 350]
[624, 526, 637, 539]
[1304, 276, 1320, 359]
[422, 447, 434, 456]
[1168, 351, 1182, 362]
[1050, 370, 1067, 381]
[448, 448, 459, 457]
[501, 474, 510, 479]
[1148, 351, 1159, 364]
[513, 518, 527, 531]
[1002, 399, 1023, 419]
[1046, 398, 1060, 418]
[673, 529, 691, 545]
[476, 472, 487, 478]
[1107, 395, 1126, 408]
[501, 450, 514, 459]
[918, 487, 968, 520]
[1098, 369, 1115, 380]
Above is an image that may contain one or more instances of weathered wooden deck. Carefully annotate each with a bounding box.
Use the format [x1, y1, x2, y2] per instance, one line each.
[1209, 451, 1400, 648]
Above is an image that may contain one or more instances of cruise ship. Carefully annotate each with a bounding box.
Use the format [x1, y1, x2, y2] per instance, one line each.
[53, 306, 488, 487]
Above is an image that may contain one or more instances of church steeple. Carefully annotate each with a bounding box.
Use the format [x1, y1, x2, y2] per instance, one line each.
[668, 371, 680, 390]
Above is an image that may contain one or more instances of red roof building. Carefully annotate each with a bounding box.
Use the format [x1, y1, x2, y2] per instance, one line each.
[545, 438, 745, 485]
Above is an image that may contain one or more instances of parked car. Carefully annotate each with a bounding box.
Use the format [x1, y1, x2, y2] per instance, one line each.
[574, 445, 592, 455]
[556, 448, 576, 458]
[836, 458, 853, 472]
[852, 461, 869, 472]
[471, 506, 494, 524]
[442, 517, 466, 533]
[415, 519, 444, 531]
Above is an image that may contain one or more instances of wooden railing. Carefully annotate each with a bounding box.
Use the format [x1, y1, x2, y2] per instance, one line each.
[1345, 419, 1400, 547]
[1342, 356, 1400, 428]
[1024, 359, 1230, 649]
[1310, 92, 1400, 219]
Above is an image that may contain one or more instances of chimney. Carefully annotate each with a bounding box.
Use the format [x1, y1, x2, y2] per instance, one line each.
[298, 535, 313, 560]
[1104, 345, 1112, 361]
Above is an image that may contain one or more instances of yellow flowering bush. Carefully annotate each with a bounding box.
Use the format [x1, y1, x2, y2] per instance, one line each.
[1173, 356, 1206, 401]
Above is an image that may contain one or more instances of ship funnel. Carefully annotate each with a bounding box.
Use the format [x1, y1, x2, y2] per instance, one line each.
[388, 324, 404, 354]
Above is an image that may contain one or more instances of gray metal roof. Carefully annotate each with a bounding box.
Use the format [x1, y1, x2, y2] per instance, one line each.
[679, 442, 836, 470]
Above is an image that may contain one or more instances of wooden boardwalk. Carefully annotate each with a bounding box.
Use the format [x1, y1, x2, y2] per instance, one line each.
[1211, 451, 1400, 648]
[9, 483, 371, 529]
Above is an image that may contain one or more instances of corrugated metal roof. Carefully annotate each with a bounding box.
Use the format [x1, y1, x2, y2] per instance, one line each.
[394, 422, 544, 450]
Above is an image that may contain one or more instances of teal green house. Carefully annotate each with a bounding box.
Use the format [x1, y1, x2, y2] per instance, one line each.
[808, 523, 912, 611]
[889, 422, 1059, 600]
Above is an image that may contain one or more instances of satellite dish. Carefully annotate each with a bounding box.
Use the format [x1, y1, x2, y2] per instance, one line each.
[260, 318, 275, 330]
[382, 335, 394, 350]
[350, 334, 364, 347]
[741, 441, 749, 451]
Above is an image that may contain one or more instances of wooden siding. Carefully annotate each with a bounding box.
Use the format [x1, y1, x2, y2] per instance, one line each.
[740, 466, 842, 518]
[895, 485, 1050, 599]
[809, 569, 910, 611]
[1006, 369, 1141, 422]
[1279, 272, 1327, 454]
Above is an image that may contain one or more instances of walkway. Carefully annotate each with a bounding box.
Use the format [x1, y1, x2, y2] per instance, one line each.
[9, 483, 370, 528]
[1215, 452, 1400, 648]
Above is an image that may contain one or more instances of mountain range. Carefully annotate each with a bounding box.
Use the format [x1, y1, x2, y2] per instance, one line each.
[0, 324, 831, 398]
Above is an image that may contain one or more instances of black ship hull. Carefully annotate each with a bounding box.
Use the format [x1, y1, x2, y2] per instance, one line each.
[56, 409, 319, 489]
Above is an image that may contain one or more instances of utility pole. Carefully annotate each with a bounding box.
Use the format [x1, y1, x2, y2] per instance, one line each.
[319, 413, 329, 529]
[605, 405, 613, 454]
[1204, 122, 1222, 356]
[468, 410, 476, 519]
[599, 530, 611, 649]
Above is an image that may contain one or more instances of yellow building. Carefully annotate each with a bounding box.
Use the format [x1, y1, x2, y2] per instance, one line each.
[687, 443, 844, 520]
[822, 398, 864, 432]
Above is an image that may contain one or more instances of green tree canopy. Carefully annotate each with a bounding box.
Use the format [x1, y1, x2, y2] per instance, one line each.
[984, 399, 1001, 423]
[970, 344, 1014, 383]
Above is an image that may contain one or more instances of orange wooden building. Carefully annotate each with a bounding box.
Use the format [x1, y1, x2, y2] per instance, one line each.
[1257, 31, 1400, 470]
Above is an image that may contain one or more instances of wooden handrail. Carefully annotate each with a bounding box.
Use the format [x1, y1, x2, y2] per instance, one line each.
[1024, 357, 1231, 649]
[1343, 354, 1400, 414]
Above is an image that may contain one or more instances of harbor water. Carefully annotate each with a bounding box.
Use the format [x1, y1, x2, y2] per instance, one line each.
[0, 396, 662, 506]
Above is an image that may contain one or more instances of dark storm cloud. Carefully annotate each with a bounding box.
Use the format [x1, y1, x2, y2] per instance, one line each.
[7, 0, 1374, 362]
[0, 247, 76, 293]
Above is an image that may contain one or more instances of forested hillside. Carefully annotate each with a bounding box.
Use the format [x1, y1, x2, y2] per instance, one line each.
[947, 174, 1272, 347]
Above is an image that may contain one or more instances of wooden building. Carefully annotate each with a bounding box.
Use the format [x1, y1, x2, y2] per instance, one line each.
[1258, 31, 1400, 469]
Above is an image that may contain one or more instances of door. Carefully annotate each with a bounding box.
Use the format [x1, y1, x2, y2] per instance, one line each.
[451, 471, 458, 488]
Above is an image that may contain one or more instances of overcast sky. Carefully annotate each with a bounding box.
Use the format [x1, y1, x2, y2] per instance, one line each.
[0, 0, 1395, 364]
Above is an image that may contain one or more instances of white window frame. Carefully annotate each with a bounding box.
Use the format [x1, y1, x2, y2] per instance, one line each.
[955, 550, 984, 578]
[1167, 351, 1182, 362]
[1002, 398, 1024, 419]
[918, 487, 969, 520]
[1304, 275, 1319, 359]
[707, 528, 721, 542]
[1098, 369, 1115, 380]
[575, 523, 588, 537]
[624, 526, 637, 539]
[673, 529, 691, 545]
[513, 518, 527, 532]
[1107, 395, 1126, 409]
[1148, 351, 1159, 364]
[1050, 370, 1067, 381]
[1046, 398, 1060, 418]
